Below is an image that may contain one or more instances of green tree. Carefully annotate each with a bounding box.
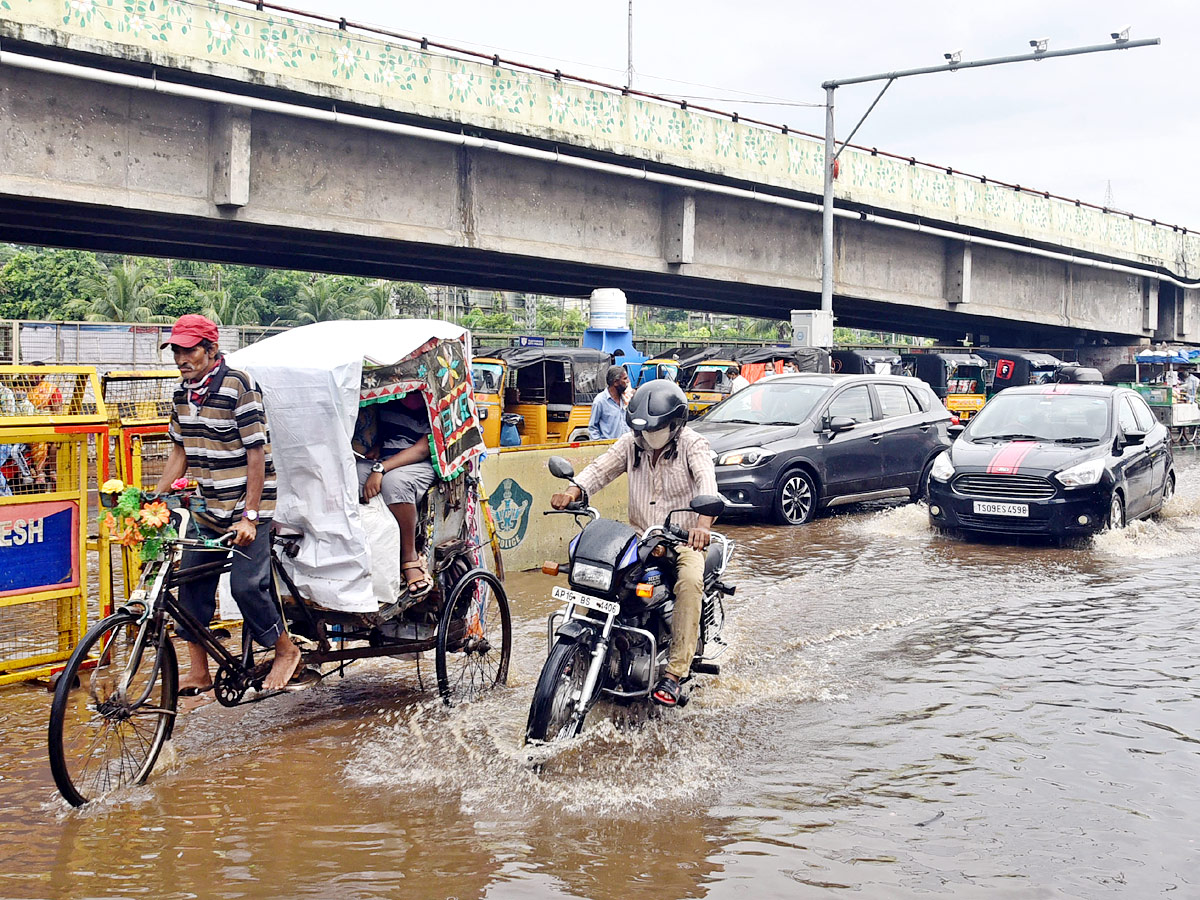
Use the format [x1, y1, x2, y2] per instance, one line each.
[66, 260, 170, 323]
[154, 278, 204, 320]
[392, 282, 431, 318]
[201, 288, 260, 325]
[0, 249, 104, 319]
[283, 276, 362, 325]
[355, 281, 397, 320]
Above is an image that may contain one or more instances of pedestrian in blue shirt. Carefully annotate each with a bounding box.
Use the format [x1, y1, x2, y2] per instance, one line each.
[588, 365, 631, 440]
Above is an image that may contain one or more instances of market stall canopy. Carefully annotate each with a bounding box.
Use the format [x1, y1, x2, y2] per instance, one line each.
[1135, 348, 1200, 365]
[229, 319, 479, 612]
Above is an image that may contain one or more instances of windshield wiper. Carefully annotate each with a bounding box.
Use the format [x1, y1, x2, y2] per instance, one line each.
[758, 420, 801, 427]
[981, 433, 1042, 441]
[713, 417, 758, 424]
[1052, 436, 1101, 444]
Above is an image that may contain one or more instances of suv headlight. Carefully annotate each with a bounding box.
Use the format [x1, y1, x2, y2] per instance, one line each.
[716, 447, 775, 467]
[571, 561, 613, 591]
[1055, 458, 1105, 488]
[930, 451, 955, 482]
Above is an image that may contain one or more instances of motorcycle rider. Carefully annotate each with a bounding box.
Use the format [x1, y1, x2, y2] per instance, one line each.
[550, 379, 718, 706]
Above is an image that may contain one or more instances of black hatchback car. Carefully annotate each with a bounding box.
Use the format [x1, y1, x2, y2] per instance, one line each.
[692, 374, 953, 524]
[927, 384, 1175, 537]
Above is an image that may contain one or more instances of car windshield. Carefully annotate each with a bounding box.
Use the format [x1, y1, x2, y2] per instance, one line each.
[966, 392, 1110, 442]
[472, 363, 503, 393]
[704, 381, 828, 425]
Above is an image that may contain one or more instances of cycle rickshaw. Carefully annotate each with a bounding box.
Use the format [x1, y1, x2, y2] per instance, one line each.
[48, 320, 511, 806]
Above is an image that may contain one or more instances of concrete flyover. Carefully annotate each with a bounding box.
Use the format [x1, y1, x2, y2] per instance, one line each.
[2, 0, 1198, 345]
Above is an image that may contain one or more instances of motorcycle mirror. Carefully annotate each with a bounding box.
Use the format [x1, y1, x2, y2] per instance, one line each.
[690, 494, 726, 518]
[547, 456, 575, 479]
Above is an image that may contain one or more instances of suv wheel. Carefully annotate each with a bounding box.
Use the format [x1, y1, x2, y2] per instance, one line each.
[774, 469, 817, 525]
[915, 457, 936, 502]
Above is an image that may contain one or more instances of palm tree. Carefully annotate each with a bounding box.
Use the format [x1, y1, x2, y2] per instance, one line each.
[284, 276, 362, 325]
[354, 281, 397, 320]
[67, 260, 171, 323]
[201, 288, 260, 325]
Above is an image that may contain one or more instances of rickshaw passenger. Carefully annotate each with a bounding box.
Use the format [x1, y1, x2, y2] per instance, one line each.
[354, 391, 437, 597]
[154, 314, 301, 694]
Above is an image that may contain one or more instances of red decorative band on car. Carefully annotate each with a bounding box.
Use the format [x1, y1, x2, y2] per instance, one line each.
[987, 441, 1036, 474]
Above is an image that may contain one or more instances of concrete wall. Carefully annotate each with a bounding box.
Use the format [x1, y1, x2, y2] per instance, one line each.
[480, 441, 627, 572]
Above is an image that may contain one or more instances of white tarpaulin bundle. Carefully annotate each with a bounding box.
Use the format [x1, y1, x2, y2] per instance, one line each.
[228, 319, 469, 612]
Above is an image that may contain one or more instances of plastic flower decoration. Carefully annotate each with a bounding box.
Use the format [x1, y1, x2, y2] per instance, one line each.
[139, 501, 171, 529]
[171, 477, 191, 491]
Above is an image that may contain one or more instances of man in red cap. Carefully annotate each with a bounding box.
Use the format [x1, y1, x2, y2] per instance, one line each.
[154, 314, 301, 693]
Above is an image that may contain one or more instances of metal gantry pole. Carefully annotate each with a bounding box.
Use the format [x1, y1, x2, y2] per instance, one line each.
[816, 36, 1160, 323]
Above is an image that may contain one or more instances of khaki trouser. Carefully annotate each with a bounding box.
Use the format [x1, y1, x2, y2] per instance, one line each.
[667, 545, 704, 679]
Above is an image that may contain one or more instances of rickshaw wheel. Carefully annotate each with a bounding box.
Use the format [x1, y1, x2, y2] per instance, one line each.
[435, 568, 511, 705]
[48, 611, 178, 807]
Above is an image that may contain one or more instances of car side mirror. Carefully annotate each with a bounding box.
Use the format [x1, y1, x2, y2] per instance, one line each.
[828, 416, 856, 434]
[690, 494, 726, 518]
[1122, 430, 1146, 447]
[547, 456, 575, 479]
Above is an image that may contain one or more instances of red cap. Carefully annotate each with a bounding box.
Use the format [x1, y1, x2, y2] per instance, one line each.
[161, 314, 219, 349]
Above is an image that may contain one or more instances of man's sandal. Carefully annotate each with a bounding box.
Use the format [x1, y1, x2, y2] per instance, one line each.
[401, 558, 433, 598]
[652, 676, 681, 707]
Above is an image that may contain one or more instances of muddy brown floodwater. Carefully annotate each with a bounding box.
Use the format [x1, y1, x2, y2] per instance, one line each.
[4, 455, 1200, 899]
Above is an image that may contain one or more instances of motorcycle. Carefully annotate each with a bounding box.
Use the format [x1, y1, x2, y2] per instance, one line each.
[524, 455, 736, 743]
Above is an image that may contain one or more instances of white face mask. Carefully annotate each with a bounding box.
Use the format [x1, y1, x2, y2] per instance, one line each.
[642, 427, 673, 450]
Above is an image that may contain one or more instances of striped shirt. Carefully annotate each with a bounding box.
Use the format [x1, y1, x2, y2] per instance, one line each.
[574, 427, 718, 532]
[168, 359, 276, 529]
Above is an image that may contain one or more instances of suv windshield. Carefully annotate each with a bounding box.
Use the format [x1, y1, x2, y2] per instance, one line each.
[967, 392, 1110, 442]
[704, 381, 828, 425]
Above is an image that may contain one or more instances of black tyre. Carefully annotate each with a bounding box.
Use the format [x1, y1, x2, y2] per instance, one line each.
[1155, 471, 1176, 516]
[525, 638, 593, 743]
[773, 468, 817, 525]
[435, 568, 511, 704]
[915, 457, 937, 502]
[48, 611, 178, 807]
[1107, 491, 1126, 531]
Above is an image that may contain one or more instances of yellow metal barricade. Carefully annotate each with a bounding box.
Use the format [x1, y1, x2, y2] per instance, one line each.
[0, 366, 108, 686]
[101, 370, 178, 598]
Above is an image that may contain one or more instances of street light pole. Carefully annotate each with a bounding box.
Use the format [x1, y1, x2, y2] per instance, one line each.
[818, 35, 1160, 319]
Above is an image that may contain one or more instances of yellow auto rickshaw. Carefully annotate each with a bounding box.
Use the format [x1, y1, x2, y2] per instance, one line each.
[472, 346, 611, 446]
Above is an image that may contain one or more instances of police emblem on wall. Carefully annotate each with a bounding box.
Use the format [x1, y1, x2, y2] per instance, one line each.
[487, 478, 532, 550]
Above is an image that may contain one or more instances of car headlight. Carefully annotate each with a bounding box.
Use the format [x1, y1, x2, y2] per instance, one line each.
[570, 561, 613, 591]
[1055, 458, 1105, 488]
[930, 451, 955, 482]
[716, 447, 775, 467]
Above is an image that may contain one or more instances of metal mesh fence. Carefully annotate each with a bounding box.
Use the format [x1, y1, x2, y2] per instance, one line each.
[101, 372, 177, 426]
[0, 598, 63, 667]
[4, 321, 288, 372]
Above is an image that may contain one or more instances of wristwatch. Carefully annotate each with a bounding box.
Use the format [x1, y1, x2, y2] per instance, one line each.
[371, 461, 386, 475]
[242, 509, 259, 522]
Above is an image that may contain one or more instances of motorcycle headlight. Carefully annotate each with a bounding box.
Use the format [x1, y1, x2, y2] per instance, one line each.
[1055, 458, 1105, 488]
[717, 447, 775, 467]
[571, 561, 614, 591]
[930, 451, 955, 482]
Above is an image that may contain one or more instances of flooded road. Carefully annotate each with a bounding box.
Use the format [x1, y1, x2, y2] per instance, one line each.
[4, 456, 1200, 898]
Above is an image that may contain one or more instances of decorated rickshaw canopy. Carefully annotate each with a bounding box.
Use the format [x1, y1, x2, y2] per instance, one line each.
[228, 320, 483, 612]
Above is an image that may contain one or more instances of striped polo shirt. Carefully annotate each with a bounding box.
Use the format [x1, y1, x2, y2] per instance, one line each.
[168, 359, 276, 530]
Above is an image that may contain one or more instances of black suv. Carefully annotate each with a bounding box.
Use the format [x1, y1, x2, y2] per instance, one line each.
[692, 374, 953, 524]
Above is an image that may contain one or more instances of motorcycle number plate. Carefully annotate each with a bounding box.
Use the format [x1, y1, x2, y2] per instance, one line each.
[552, 585, 619, 617]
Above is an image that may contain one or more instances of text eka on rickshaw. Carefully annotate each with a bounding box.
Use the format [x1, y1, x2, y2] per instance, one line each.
[47, 320, 512, 807]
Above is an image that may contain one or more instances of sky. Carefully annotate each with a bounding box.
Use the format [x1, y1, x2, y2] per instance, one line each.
[287, 0, 1198, 229]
